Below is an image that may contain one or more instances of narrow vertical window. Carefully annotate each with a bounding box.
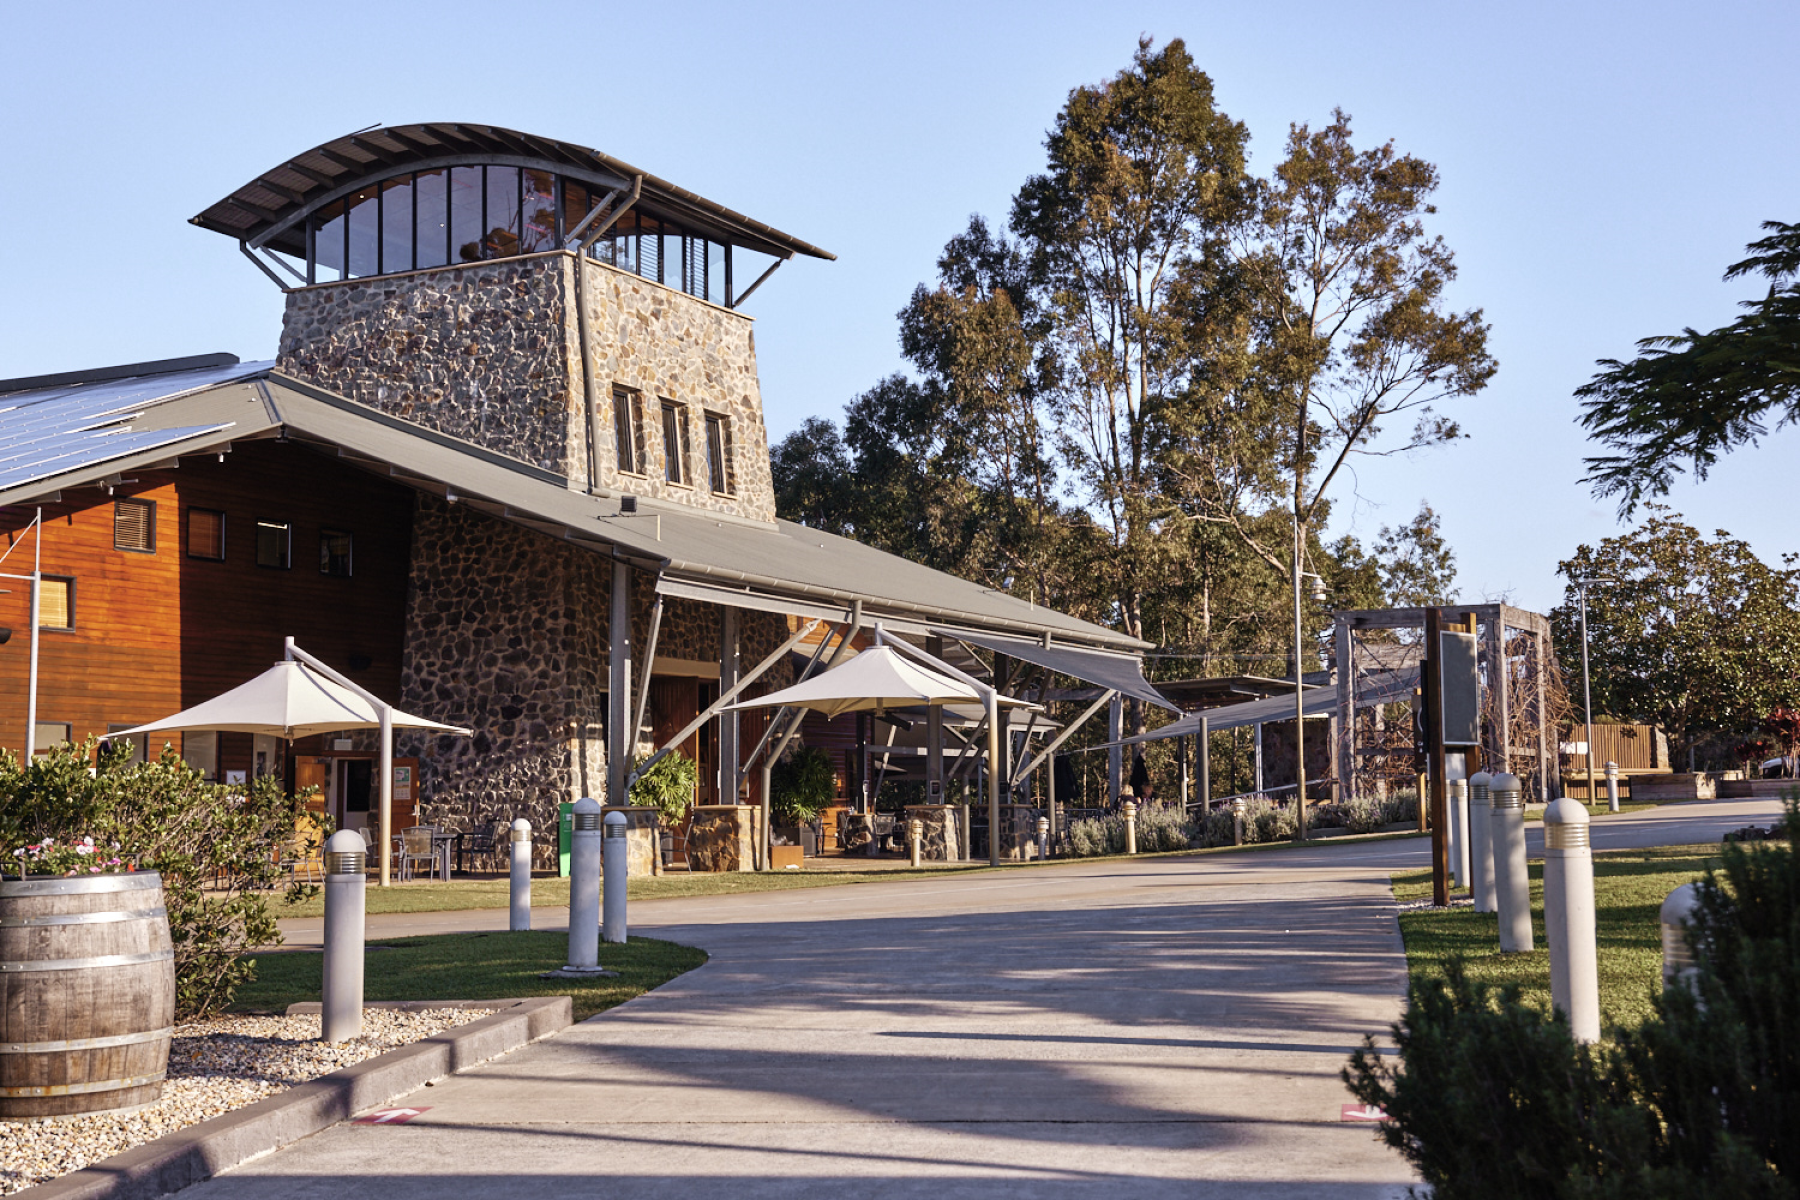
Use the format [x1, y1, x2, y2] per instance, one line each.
[661, 401, 691, 485]
[256, 521, 291, 569]
[312, 199, 346, 283]
[705, 412, 735, 495]
[380, 175, 414, 274]
[320, 531, 353, 577]
[450, 166, 484, 264]
[113, 498, 155, 552]
[187, 508, 225, 560]
[37, 577, 74, 629]
[415, 169, 449, 269]
[521, 169, 557, 253]
[613, 387, 642, 475]
[483, 166, 521, 259]
[346, 185, 379, 277]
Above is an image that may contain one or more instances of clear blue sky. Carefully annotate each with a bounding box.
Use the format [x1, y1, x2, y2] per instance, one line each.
[4, 1, 1795, 615]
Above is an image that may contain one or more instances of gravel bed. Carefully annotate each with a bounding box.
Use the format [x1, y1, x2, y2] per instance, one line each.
[0, 1008, 473, 1195]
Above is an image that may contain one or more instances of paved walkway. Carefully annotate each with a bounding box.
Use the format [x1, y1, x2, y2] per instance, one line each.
[217, 797, 1779, 1198]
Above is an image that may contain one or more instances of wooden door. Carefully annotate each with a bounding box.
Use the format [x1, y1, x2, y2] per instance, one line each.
[295, 758, 330, 814]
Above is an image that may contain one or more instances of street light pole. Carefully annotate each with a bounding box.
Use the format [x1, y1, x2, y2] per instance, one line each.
[1574, 577, 1615, 804]
[1293, 520, 1307, 842]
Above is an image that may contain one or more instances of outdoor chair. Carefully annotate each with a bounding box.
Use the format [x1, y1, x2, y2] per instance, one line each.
[457, 820, 504, 874]
[398, 825, 439, 882]
[279, 815, 327, 885]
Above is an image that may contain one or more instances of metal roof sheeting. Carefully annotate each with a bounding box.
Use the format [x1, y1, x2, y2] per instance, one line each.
[0, 360, 268, 494]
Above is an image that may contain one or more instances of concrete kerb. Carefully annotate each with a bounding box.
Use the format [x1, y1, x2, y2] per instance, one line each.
[25, 996, 573, 1200]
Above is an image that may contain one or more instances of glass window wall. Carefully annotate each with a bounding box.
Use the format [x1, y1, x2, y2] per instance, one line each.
[301, 164, 738, 305]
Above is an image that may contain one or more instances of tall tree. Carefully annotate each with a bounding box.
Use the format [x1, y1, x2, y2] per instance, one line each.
[1551, 506, 1800, 759]
[1234, 109, 1495, 608]
[1374, 501, 1457, 607]
[1009, 36, 1251, 658]
[1578, 220, 1800, 514]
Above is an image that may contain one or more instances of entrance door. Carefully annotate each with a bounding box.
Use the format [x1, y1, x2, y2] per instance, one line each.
[337, 758, 375, 837]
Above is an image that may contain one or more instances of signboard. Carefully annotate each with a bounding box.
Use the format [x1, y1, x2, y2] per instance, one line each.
[1438, 631, 1480, 747]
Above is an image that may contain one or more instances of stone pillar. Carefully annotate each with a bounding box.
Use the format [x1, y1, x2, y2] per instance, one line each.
[720, 606, 740, 803]
[608, 562, 632, 806]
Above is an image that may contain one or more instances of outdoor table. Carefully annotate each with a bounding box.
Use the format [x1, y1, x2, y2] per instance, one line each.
[430, 831, 458, 881]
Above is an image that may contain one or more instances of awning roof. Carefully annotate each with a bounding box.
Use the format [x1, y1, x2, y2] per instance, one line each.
[942, 629, 1176, 712]
[0, 367, 1145, 653]
[1093, 666, 1420, 748]
[191, 123, 835, 264]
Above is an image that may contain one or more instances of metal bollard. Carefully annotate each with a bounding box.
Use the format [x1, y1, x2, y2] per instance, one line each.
[1123, 800, 1138, 855]
[561, 797, 606, 972]
[1543, 797, 1600, 1042]
[1661, 883, 1701, 996]
[1489, 772, 1533, 952]
[909, 818, 923, 867]
[321, 829, 366, 1043]
[1468, 772, 1497, 913]
[1232, 797, 1246, 847]
[1036, 816, 1050, 862]
[1605, 761, 1620, 814]
[1449, 779, 1471, 891]
[510, 818, 532, 932]
[602, 811, 628, 944]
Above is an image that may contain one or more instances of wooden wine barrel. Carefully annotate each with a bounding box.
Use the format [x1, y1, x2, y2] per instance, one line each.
[0, 872, 175, 1117]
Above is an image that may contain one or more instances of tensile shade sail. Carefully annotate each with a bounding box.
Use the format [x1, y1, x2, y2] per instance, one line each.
[727, 644, 1010, 719]
[105, 659, 471, 740]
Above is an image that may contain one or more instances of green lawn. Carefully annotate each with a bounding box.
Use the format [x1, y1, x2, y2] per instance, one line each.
[1392, 843, 1720, 1033]
[233, 932, 706, 1021]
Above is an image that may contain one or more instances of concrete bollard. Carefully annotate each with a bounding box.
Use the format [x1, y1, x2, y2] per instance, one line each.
[1036, 816, 1050, 862]
[1661, 883, 1701, 996]
[1489, 772, 1533, 952]
[321, 829, 367, 1043]
[1449, 779, 1471, 891]
[602, 811, 628, 945]
[1543, 797, 1600, 1042]
[909, 818, 923, 867]
[510, 818, 532, 932]
[1232, 797, 1246, 847]
[561, 797, 605, 972]
[1605, 760, 1620, 814]
[1468, 772, 1497, 913]
[1123, 801, 1138, 855]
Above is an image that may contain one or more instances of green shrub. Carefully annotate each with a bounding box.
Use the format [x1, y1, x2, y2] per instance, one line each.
[0, 740, 318, 1019]
[770, 745, 837, 824]
[1067, 814, 1123, 856]
[1344, 799, 1800, 1198]
[1133, 801, 1195, 852]
[629, 752, 698, 823]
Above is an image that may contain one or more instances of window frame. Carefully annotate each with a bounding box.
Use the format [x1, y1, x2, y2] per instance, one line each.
[613, 387, 646, 476]
[320, 530, 354, 578]
[113, 497, 156, 554]
[186, 507, 226, 561]
[704, 411, 737, 496]
[32, 721, 72, 756]
[255, 520, 292, 570]
[36, 575, 74, 631]
[661, 399, 692, 487]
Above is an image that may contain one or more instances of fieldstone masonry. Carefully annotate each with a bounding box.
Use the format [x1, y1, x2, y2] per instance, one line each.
[277, 250, 775, 522]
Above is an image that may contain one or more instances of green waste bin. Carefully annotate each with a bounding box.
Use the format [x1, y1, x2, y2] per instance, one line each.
[558, 801, 574, 878]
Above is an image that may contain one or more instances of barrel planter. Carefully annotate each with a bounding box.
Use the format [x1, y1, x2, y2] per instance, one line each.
[0, 872, 175, 1118]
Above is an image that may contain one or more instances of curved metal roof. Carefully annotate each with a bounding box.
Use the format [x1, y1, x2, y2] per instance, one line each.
[190, 122, 835, 264]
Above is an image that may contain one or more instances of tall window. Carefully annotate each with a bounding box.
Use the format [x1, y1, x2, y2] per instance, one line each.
[320, 531, 353, 577]
[662, 400, 691, 485]
[113, 498, 155, 553]
[187, 508, 225, 560]
[36, 577, 73, 629]
[613, 388, 644, 475]
[256, 520, 291, 569]
[705, 412, 736, 495]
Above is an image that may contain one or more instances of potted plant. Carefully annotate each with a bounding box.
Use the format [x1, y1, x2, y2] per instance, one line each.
[771, 745, 836, 853]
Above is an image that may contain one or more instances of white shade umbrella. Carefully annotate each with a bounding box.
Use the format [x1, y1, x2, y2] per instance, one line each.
[728, 644, 997, 719]
[104, 659, 471, 740]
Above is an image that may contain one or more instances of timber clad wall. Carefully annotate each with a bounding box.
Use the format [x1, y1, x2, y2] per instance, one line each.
[0, 442, 410, 774]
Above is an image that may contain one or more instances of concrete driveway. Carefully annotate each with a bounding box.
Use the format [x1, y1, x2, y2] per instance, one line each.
[218, 796, 1780, 1199]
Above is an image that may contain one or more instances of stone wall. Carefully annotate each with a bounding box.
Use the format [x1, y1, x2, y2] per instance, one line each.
[278, 257, 583, 477]
[276, 251, 776, 522]
[578, 259, 775, 521]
